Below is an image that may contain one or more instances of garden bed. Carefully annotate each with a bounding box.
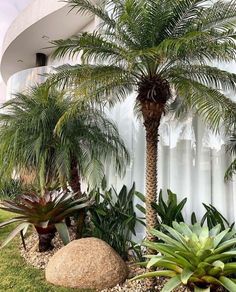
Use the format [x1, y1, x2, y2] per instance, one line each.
[0, 210, 227, 292]
[20, 228, 191, 292]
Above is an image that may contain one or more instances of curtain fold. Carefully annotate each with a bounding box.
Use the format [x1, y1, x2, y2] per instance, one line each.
[105, 95, 236, 239]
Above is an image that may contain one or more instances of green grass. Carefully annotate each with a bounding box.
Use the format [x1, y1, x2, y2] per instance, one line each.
[0, 210, 93, 292]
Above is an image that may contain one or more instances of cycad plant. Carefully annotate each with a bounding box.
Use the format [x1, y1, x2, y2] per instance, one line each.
[50, 0, 236, 243]
[134, 223, 236, 292]
[0, 83, 129, 194]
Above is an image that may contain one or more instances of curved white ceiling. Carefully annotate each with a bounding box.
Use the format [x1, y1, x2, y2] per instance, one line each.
[0, 0, 93, 83]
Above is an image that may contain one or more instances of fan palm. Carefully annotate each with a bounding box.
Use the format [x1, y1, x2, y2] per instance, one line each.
[50, 0, 236, 244]
[0, 83, 129, 194]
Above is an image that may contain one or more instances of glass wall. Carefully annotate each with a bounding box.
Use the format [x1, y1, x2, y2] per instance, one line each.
[6, 66, 50, 100]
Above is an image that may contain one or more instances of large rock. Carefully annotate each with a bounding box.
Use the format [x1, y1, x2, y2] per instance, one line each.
[45, 237, 128, 290]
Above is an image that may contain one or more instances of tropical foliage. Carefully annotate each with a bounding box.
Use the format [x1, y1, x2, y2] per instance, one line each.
[0, 83, 129, 193]
[136, 189, 186, 230]
[134, 223, 236, 292]
[225, 133, 236, 181]
[0, 179, 26, 201]
[85, 183, 142, 259]
[192, 204, 235, 232]
[50, 0, 236, 244]
[0, 190, 90, 251]
[136, 188, 233, 235]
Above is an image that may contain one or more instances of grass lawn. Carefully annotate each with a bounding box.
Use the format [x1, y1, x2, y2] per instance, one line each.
[0, 210, 93, 292]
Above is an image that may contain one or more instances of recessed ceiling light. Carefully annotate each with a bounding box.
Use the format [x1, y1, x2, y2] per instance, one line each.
[42, 35, 50, 39]
[17, 60, 23, 63]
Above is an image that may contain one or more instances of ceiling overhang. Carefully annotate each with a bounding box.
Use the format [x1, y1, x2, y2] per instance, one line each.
[0, 0, 94, 83]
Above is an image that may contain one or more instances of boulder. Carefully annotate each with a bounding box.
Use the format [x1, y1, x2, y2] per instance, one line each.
[45, 237, 128, 290]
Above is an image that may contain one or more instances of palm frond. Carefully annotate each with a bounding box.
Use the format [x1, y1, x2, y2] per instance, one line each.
[48, 64, 134, 105]
[173, 78, 236, 132]
[167, 65, 236, 92]
[67, 0, 116, 28]
[51, 32, 127, 63]
[225, 159, 236, 181]
[198, 0, 236, 32]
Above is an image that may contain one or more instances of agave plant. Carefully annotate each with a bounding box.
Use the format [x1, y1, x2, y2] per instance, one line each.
[133, 223, 236, 292]
[0, 190, 90, 252]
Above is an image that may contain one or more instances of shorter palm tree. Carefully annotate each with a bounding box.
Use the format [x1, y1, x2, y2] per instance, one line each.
[0, 83, 129, 193]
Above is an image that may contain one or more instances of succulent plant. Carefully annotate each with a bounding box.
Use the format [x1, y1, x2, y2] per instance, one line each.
[133, 223, 236, 292]
[0, 190, 90, 252]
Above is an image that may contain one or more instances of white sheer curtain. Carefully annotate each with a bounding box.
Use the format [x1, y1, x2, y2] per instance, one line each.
[104, 94, 236, 239]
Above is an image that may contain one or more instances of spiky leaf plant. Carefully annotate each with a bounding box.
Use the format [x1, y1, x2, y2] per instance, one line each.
[133, 223, 236, 291]
[0, 190, 90, 252]
[50, 0, 236, 245]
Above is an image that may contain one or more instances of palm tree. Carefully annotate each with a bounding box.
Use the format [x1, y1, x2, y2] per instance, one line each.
[50, 0, 236, 244]
[0, 83, 129, 195]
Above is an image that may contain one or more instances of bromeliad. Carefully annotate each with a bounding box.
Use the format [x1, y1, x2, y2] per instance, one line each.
[0, 190, 91, 252]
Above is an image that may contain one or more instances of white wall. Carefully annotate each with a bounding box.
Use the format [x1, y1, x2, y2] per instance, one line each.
[0, 0, 33, 103]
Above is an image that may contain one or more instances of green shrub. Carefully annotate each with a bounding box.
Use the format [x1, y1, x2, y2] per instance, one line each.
[0, 179, 25, 201]
[86, 183, 143, 259]
[133, 223, 236, 291]
[136, 189, 187, 230]
[137, 189, 234, 233]
[0, 190, 90, 252]
[192, 204, 235, 232]
[152, 190, 186, 228]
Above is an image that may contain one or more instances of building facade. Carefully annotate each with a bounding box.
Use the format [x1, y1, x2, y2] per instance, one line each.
[1, 0, 236, 234]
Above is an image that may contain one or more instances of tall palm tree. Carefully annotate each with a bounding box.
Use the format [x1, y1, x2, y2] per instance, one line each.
[0, 83, 129, 194]
[50, 0, 236, 244]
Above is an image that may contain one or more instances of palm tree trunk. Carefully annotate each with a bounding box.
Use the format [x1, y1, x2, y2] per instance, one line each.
[141, 101, 163, 242]
[141, 101, 164, 291]
[70, 158, 82, 196]
[70, 157, 85, 239]
[144, 119, 160, 242]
